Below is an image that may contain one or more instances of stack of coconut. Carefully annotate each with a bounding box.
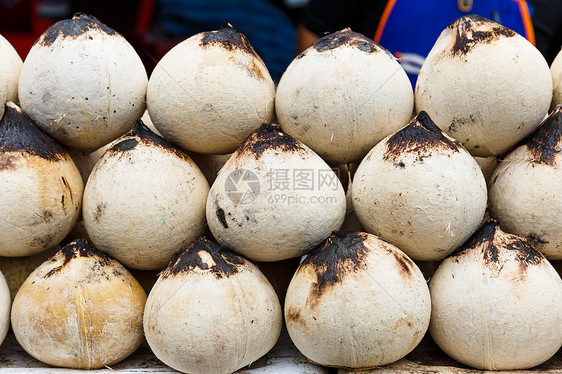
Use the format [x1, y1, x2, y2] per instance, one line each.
[0, 12, 561, 374]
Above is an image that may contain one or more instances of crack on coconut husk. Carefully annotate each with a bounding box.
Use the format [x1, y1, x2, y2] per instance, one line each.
[200, 23, 258, 57]
[448, 15, 516, 57]
[302, 231, 369, 309]
[450, 219, 543, 275]
[37, 13, 117, 47]
[383, 111, 461, 162]
[236, 123, 305, 159]
[161, 236, 245, 279]
[297, 28, 383, 59]
[523, 105, 562, 166]
[43, 239, 120, 279]
[0, 102, 67, 167]
[109, 120, 193, 161]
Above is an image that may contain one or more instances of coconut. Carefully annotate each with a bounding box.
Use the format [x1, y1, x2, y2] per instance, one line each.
[206, 123, 346, 262]
[143, 236, 282, 374]
[66, 142, 112, 184]
[285, 231, 431, 369]
[276, 28, 413, 164]
[429, 219, 562, 370]
[0, 34, 22, 119]
[18, 13, 147, 151]
[552, 48, 562, 110]
[147, 24, 275, 154]
[82, 120, 209, 270]
[488, 106, 562, 258]
[11, 239, 146, 369]
[0, 271, 10, 347]
[0, 102, 83, 256]
[415, 15, 552, 156]
[352, 111, 487, 261]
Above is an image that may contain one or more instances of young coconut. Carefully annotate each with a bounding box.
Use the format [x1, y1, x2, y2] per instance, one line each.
[143, 236, 282, 374]
[0, 34, 22, 119]
[276, 28, 413, 164]
[285, 231, 431, 369]
[488, 105, 562, 258]
[0, 102, 83, 257]
[473, 155, 499, 185]
[0, 271, 10, 347]
[206, 123, 346, 262]
[415, 15, 552, 156]
[429, 219, 562, 370]
[11, 239, 147, 369]
[552, 48, 562, 109]
[82, 120, 209, 270]
[352, 111, 487, 261]
[147, 24, 275, 154]
[18, 13, 147, 151]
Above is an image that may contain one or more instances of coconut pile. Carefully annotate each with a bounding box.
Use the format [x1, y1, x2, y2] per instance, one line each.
[0, 13, 561, 374]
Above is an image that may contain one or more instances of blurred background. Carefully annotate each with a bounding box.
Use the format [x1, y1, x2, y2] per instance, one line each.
[0, 0, 308, 82]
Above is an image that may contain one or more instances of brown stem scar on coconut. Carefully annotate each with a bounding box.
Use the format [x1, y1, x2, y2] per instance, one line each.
[38, 13, 117, 47]
[523, 105, 562, 166]
[0, 102, 66, 162]
[449, 15, 516, 56]
[306, 28, 379, 55]
[161, 237, 245, 279]
[383, 111, 462, 162]
[235, 123, 305, 159]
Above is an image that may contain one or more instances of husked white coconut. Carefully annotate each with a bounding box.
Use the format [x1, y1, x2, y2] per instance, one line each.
[83, 120, 209, 270]
[144, 237, 282, 374]
[489, 106, 562, 258]
[206, 123, 346, 262]
[11, 239, 147, 369]
[352, 111, 487, 261]
[0, 34, 22, 119]
[66, 142, 112, 184]
[0, 272, 9, 347]
[415, 15, 552, 156]
[552, 49, 562, 109]
[429, 219, 562, 370]
[18, 13, 147, 151]
[285, 231, 431, 369]
[147, 24, 275, 154]
[0, 102, 83, 256]
[276, 28, 413, 164]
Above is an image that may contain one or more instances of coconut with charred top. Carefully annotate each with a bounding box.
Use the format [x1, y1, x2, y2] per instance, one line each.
[430, 219, 562, 370]
[352, 111, 487, 261]
[285, 231, 430, 369]
[276, 28, 413, 164]
[415, 15, 552, 156]
[147, 24, 275, 154]
[144, 236, 282, 374]
[18, 13, 147, 151]
[0, 34, 22, 119]
[206, 123, 346, 262]
[11, 239, 146, 369]
[82, 120, 209, 270]
[552, 49, 562, 109]
[488, 106, 562, 258]
[0, 102, 83, 256]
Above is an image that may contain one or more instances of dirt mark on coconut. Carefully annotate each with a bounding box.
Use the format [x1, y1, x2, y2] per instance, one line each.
[236, 123, 305, 159]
